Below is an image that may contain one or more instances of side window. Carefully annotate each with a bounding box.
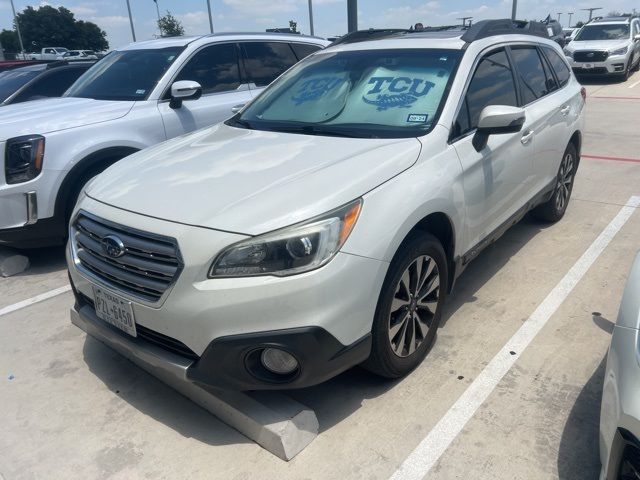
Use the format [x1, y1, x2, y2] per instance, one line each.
[241, 42, 299, 87]
[44, 48, 54, 54]
[174, 43, 241, 95]
[510, 46, 551, 104]
[290, 43, 322, 60]
[453, 49, 518, 138]
[13, 68, 86, 103]
[542, 46, 571, 88]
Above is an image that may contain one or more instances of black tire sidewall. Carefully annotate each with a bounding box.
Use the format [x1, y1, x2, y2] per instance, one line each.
[368, 233, 448, 377]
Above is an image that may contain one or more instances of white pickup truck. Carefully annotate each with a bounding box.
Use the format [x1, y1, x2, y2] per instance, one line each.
[28, 47, 69, 60]
[0, 33, 328, 248]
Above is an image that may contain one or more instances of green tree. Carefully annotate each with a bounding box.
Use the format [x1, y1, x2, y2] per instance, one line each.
[0, 29, 20, 54]
[158, 11, 185, 37]
[14, 5, 108, 52]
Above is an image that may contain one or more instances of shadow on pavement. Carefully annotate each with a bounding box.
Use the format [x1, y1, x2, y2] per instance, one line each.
[557, 357, 606, 479]
[14, 245, 67, 276]
[82, 336, 250, 447]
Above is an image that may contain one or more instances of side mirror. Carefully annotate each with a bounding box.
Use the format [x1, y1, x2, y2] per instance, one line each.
[169, 80, 202, 109]
[472, 105, 526, 152]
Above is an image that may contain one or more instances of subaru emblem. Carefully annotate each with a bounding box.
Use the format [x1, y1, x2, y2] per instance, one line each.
[101, 235, 126, 258]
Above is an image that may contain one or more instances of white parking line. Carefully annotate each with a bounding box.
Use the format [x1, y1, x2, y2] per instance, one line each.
[0, 285, 72, 317]
[629, 78, 640, 89]
[390, 195, 640, 480]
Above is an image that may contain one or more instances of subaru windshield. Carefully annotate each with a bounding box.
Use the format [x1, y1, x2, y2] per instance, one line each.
[65, 47, 183, 101]
[575, 24, 630, 41]
[230, 48, 462, 139]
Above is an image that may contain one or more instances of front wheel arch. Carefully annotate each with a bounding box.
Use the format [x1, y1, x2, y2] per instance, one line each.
[54, 146, 139, 221]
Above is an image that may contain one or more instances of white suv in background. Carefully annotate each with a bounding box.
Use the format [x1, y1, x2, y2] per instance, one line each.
[68, 20, 586, 390]
[565, 16, 640, 80]
[0, 33, 327, 248]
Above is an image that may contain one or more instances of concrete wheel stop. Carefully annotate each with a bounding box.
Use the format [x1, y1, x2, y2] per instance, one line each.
[0, 247, 30, 277]
[70, 308, 318, 461]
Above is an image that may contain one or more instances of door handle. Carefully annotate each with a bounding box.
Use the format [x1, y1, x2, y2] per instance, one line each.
[231, 104, 245, 114]
[520, 130, 534, 145]
[560, 105, 571, 116]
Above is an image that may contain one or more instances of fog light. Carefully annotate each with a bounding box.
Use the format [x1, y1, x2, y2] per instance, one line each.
[261, 348, 298, 375]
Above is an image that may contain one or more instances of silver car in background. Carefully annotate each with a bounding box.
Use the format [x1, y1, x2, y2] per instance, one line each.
[565, 16, 640, 80]
[600, 252, 640, 479]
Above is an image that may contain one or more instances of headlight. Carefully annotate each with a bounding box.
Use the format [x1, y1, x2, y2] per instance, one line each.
[610, 46, 628, 56]
[5, 135, 45, 184]
[563, 48, 572, 56]
[209, 199, 362, 278]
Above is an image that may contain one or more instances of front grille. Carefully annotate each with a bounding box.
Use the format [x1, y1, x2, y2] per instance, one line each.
[77, 292, 199, 360]
[573, 50, 609, 62]
[73, 212, 182, 303]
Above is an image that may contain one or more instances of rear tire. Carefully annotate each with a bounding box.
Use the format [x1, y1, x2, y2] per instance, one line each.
[364, 233, 448, 378]
[532, 143, 577, 223]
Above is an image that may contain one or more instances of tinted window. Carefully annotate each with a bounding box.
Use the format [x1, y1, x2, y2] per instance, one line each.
[66, 47, 183, 101]
[12, 67, 88, 104]
[236, 48, 462, 139]
[291, 43, 322, 60]
[242, 42, 298, 87]
[511, 46, 550, 105]
[543, 46, 570, 87]
[174, 43, 241, 95]
[0, 69, 41, 102]
[454, 49, 517, 137]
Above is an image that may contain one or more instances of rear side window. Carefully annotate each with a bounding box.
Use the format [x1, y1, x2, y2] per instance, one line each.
[510, 46, 552, 105]
[12, 68, 87, 103]
[454, 49, 518, 138]
[542, 46, 571, 87]
[241, 42, 299, 87]
[290, 43, 322, 60]
[174, 43, 241, 94]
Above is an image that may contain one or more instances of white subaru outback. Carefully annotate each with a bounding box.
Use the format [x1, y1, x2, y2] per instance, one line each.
[68, 20, 586, 390]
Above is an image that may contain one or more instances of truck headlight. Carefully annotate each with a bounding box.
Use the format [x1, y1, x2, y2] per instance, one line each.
[610, 46, 628, 56]
[209, 199, 362, 278]
[563, 48, 573, 57]
[5, 135, 45, 184]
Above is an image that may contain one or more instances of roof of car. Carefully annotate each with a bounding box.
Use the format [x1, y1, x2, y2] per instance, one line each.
[590, 17, 635, 24]
[118, 32, 328, 51]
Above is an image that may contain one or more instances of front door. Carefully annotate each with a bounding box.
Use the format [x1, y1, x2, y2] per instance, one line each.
[158, 42, 253, 139]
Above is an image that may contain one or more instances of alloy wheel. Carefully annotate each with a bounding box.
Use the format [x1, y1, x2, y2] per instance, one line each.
[388, 255, 440, 358]
[555, 152, 575, 213]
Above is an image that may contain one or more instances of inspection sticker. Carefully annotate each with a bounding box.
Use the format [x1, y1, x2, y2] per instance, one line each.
[407, 114, 428, 123]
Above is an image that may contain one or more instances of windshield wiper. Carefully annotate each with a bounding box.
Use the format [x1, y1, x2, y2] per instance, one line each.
[266, 124, 378, 139]
[227, 117, 253, 129]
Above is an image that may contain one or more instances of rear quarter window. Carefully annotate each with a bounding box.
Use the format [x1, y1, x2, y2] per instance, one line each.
[291, 43, 322, 60]
[542, 46, 571, 87]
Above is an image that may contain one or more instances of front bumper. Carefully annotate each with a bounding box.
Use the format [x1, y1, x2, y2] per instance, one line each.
[71, 288, 372, 390]
[600, 326, 640, 479]
[67, 197, 388, 389]
[568, 54, 631, 75]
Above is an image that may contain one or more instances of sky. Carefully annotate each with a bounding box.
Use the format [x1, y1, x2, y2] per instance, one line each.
[1, 0, 639, 50]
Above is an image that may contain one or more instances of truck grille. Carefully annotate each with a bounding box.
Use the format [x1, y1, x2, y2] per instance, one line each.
[573, 50, 608, 62]
[72, 212, 182, 303]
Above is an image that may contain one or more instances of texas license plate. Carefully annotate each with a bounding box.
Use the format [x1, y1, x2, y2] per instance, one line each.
[92, 286, 137, 337]
[582, 63, 594, 69]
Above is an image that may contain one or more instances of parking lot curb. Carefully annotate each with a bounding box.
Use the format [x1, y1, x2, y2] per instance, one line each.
[70, 308, 318, 461]
[0, 247, 30, 277]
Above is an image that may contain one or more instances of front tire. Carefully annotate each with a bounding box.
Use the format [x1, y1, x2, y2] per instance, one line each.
[532, 143, 577, 223]
[365, 233, 448, 378]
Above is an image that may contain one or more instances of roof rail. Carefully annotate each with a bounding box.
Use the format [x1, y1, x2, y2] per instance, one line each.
[461, 19, 549, 43]
[330, 28, 409, 46]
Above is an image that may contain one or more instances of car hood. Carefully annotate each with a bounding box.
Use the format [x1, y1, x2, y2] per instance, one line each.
[567, 39, 630, 51]
[87, 123, 422, 235]
[0, 97, 134, 141]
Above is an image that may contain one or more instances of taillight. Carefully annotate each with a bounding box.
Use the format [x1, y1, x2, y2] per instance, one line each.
[580, 87, 587, 102]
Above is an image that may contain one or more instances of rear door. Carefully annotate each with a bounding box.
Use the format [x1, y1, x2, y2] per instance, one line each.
[240, 41, 301, 98]
[452, 48, 534, 251]
[158, 42, 253, 138]
[509, 44, 570, 193]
